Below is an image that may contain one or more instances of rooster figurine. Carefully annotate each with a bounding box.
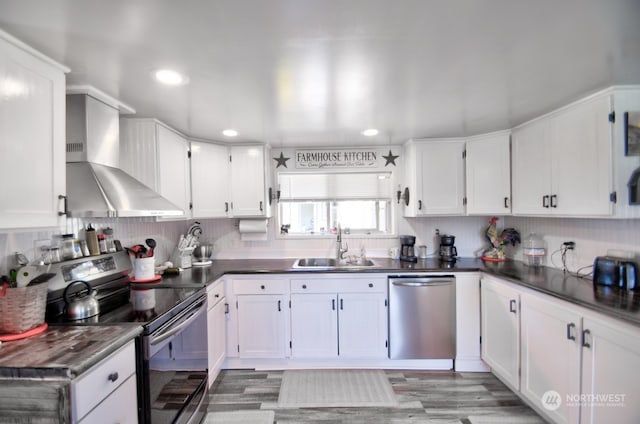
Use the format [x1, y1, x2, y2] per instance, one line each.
[483, 216, 521, 261]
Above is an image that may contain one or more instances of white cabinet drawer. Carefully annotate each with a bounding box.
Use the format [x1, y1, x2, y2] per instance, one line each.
[233, 278, 288, 294]
[291, 277, 386, 293]
[72, 341, 136, 421]
[207, 280, 225, 307]
[78, 374, 138, 424]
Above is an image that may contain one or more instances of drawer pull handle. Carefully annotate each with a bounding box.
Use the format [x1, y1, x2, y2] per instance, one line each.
[302, 284, 307, 289]
[504, 197, 509, 209]
[332, 299, 335, 310]
[566, 323, 576, 341]
[278, 300, 281, 311]
[260, 285, 265, 290]
[509, 299, 517, 313]
[368, 283, 373, 288]
[108, 372, 119, 383]
[543, 195, 550, 208]
[582, 329, 591, 349]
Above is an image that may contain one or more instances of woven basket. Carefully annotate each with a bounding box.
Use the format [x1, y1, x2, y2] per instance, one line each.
[0, 283, 48, 334]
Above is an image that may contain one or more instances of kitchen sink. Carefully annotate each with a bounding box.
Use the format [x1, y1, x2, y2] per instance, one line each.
[292, 258, 377, 268]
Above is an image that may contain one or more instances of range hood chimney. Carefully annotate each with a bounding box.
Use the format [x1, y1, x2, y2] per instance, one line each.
[65, 90, 184, 218]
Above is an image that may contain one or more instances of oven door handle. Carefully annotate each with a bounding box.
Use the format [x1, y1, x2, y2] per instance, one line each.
[150, 298, 206, 346]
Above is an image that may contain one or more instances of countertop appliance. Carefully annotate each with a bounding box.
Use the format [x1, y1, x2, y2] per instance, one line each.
[593, 256, 638, 290]
[399, 235, 417, 263]
[388, 275, 456, 360]
[45, 251, 208, 424]
[438, 234, 458, 264]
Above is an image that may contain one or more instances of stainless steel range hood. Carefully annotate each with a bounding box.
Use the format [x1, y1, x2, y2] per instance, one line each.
[65, 92, 184, 218]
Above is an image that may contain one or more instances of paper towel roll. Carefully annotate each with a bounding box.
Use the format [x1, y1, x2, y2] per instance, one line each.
[239, 219, 268, 241]
[239, 219, 268, 233]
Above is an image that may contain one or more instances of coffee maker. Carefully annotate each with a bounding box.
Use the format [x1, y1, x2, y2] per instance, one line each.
[399, 235, 418, 263]
[439, 234, 457, 263]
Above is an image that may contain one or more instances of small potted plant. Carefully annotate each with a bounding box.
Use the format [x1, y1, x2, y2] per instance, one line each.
[482, 216, 521, 262]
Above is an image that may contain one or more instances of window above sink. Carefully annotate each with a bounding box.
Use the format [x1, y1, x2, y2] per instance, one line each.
[277, 172, 395, 238]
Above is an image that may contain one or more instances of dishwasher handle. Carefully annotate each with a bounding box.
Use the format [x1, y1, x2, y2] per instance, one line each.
[391, 279, 453, 287]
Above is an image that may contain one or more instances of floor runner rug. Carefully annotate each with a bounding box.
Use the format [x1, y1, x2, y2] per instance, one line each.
[277, 369, 398, 408]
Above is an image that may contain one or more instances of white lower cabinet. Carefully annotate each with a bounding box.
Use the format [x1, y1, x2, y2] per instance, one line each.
[520, 292, 582, 424]
[233, 278, 289, 359]
[480, 276, 521, 390]
[580, 314, 640, 424]
[71, 340, 137, 423]
[455, 273, 486, 371]
[290, 276, 387, 359]
[483, 275, 640, 424]
[207, 280, 226, 386]
[290, 292, 338, 358]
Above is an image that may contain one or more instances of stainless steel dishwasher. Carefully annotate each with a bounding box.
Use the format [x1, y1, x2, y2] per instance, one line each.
[388, 275, 456, 359]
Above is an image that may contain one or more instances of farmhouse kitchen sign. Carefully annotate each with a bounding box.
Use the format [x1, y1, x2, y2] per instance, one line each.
[281, 149, 397, 169]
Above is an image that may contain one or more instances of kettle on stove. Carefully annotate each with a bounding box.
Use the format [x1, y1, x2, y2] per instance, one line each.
[63, 280, 100, 320]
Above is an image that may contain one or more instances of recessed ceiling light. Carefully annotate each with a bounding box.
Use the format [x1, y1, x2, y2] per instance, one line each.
[153, 69, 189, 85]
[222, 129, 238, 137]
[362, 128, 379, 136]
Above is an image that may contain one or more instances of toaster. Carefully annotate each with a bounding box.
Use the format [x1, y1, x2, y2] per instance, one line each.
[593, 256, 638, 290]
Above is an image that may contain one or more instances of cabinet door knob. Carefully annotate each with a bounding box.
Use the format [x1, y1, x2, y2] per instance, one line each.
[368, 283, 373, 288]
[108, 372, 119, 383]
[214, 294, 220, 298]
[260, 285, 265, 290]
[302, 284, 307, 289]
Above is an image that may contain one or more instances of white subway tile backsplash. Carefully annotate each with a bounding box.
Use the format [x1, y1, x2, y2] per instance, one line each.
[1, 215, 638, 275]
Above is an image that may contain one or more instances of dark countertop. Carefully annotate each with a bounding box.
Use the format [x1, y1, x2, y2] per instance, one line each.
[0, 324, 142, 379]
[165, 257, 640, 327]
[4, 256, 636, 381]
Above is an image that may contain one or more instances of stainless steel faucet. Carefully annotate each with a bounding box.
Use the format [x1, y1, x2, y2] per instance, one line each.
[336, 224, 348, 260]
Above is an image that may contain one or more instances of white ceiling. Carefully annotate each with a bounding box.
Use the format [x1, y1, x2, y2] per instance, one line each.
[1, 0, 639, 147]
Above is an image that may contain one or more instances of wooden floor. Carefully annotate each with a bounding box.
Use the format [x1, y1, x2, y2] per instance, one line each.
[207, 369, 547, 423]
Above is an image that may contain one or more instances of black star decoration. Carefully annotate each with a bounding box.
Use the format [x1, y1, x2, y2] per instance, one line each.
[382, 150, 399, 166]
[273, 152, 290, 168]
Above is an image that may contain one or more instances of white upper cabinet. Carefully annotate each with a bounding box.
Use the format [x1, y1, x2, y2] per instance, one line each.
[0, 31, 68, 229]
[512, 93, 613, 216]
[403, 139, 466, 216]
[230, 144, 272, 218]
[190, 140, 230, 218]
[465, 131, 511, 215]
[119, 118, 190, 218]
